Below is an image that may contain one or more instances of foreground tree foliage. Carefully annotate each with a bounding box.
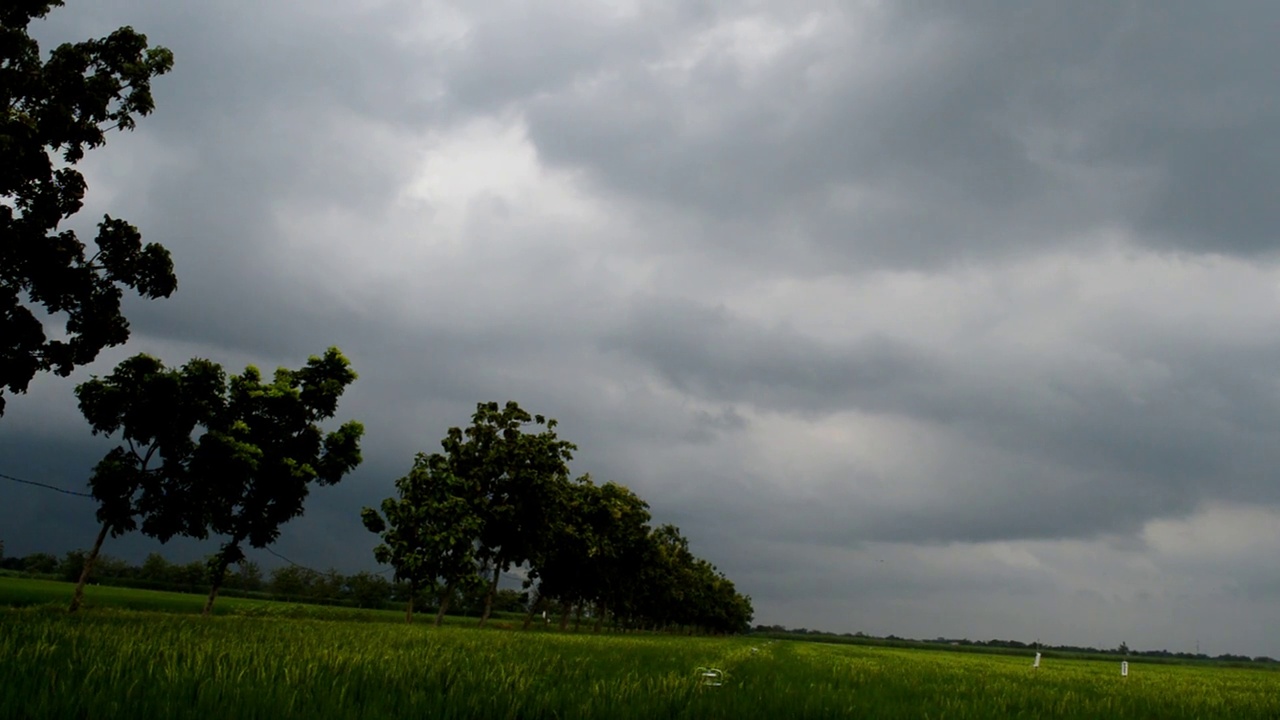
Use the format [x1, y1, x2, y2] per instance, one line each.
[197, 348, 364, 615]
[442, 401, 577, 627]
[362, 452, 483, 624]
[366, 400, 753, 635]
[1, 1, 177, 416]
[68, 347, 363, 615]
[69, 355, 224, 612]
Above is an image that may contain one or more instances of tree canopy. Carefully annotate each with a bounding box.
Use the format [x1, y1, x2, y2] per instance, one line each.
[1, 1, 177, 416]
[195, 347, 364, 614]
[68, 354, 224, 611]
[365, 400, 753, 635]
[67, 347, 363, 616]
[441, 401, 577, 627]
[362, 452, 483, 624]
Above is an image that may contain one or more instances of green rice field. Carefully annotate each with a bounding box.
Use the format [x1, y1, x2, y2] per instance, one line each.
[2, 580, 1278, 719]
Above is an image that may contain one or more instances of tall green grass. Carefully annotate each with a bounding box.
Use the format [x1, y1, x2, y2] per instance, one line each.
[3, 606, 1278, 719]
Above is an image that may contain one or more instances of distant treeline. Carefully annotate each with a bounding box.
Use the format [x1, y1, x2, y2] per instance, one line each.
[752, 625, 1279, 666]
[361, 401, 754, 635]
[0, 542, 750, 635]
[0, 548, 530, 617]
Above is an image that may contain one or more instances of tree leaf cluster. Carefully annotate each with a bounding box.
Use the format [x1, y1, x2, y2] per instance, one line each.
[69, 347, 364, 614]
[2, 1, 177, 415]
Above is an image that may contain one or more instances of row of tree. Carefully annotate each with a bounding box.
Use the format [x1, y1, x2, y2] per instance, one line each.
[0, 549, 529, 614]
[364, 401, 754, 634]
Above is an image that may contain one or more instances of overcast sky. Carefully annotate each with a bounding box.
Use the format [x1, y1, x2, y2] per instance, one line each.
[5, 0, 1280, 658]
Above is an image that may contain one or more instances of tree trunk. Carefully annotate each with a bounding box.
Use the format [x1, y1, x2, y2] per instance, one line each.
[574, 603, 583, 632]
[68, 521, 110, 613]
[434, 585, 452, 627]
[477, 565, 500, 628]
[559, 605, 571, 631]
[202, 556, 230, 616]
[594, 602, 605, 633]
[522, 606, 535, 631]
[406, 593, 414, 624]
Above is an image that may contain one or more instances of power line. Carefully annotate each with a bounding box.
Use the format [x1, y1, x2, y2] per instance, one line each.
[261, 546, 324, 575]
[3, 468, 397, 579]
[261, 545, 395, 577]
[0, 471, 93, 498]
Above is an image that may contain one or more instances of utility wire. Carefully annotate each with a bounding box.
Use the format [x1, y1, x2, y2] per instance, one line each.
[4, 468, 398, 579]
[1, 471, 93, 498]
[257, 536, 399, 579]
[260, 546, 328, 576]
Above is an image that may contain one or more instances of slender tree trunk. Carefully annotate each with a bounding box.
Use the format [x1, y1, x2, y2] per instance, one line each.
[594, 602, 605, 633]
[203, 556, 229, 617]
[559, 605, 571, 631]
[522, 606, 535, 631]
[68, 521, 110, 613]
[434, 584, 452, 626]
[406, 593, 414, 624]
[574, 603, 583, 632]
[477, 565, 500, 628]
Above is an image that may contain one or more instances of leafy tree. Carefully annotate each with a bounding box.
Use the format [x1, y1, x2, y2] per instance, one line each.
[1, 1, 177, 416]
[22, 552, 58, 575]
[526, 476, 596, 630]
[195, 347, 363, 615]
[70, 353, 225, 611]
[172, 559, 208, 589]
[268, 565, 319, 599]
[610, 523, 752, 634]
[59, 549, 88, 583]
[229, 559, 264, 592]
[345, 571, 392, 610]
[137, 552, 173, 584]
[314, 569, 346, 602]
[632, 523, 694, 630]
[440, 401, 576, 627]
[586, 481, 653, 631]
[525, 476, 652, 632]
[489, 588, 528, 614]
[362, 452, 483, 624]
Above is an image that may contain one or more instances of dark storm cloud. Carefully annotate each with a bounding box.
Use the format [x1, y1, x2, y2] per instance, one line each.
[515, 1, 1280, 265]
[605, 292, 1280, 544]
[603, 296, 935, 416]
[29, 0, 456, 364]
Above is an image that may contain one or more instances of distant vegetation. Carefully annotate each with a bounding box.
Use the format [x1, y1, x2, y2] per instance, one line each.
[751, 625, 1280, 667]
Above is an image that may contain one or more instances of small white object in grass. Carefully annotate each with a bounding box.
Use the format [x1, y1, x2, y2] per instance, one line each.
[1121, 661, 1128, 677]
[1032, 652, 1041, 669]
[697, 667, 725, 687]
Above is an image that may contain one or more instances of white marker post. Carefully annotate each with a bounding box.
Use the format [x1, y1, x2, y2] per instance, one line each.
[1121, 661, 1128, 677]
[1032, 652, 1041, 669]
[696, 667, 725, 687]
